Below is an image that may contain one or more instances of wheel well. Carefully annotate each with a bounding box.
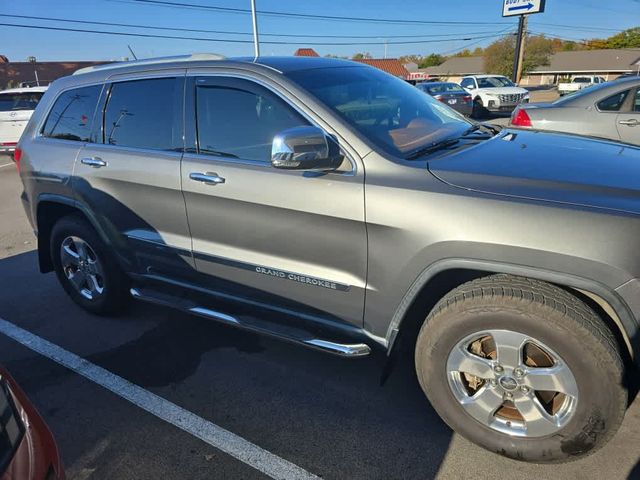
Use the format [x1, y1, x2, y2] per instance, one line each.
[36, 201, 82, 273]
[387, 269, 636, 376]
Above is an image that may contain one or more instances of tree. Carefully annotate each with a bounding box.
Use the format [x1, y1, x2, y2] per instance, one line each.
[352, 52, 372, 60]
[483, 34, 553, 77]
[483, 36, 515, 76]
[418, 53, 444, 68]
[604, 27, 640, 48]
[399, 54, 424, 65]
[522, 35, 554, 74]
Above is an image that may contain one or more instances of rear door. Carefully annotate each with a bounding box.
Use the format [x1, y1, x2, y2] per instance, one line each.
[616, 88, 640, 145]
[74, 71, 194, 278]
[180, 74, 367, 328]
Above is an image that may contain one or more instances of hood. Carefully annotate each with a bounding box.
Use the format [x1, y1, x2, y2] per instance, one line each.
[429, 129, 640, 215]
[478, 87, 528, 95]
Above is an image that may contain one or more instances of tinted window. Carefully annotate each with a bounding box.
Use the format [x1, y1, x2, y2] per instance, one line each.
[196, 84, 308, 162]
[0, 92, 44, 112]
[597, 90, 629, 111]
[287, 66, 470, 158]
[574, 77, 591, 83]
[634, 90, 640, 112]
[42, 86, 100, 142]
[426, 83, 465, 94]
[104, 78, 178, 150]
[460, 78, 475, 89]
[477, 76, 514, 88]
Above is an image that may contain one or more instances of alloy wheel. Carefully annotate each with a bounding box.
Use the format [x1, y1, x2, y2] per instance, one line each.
[60, 236, 106, 301]
[446, 329, 578, 437]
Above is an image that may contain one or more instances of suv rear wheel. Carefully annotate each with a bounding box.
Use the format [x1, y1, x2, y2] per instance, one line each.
[50, 214, 129, 315]
[415, 274, 627, 463]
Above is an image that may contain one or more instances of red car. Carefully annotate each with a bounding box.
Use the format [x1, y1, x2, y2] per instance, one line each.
[0, 367, 64, 480]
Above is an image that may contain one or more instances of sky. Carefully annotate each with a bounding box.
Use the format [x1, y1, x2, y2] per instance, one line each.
[0, 0, 639, 62]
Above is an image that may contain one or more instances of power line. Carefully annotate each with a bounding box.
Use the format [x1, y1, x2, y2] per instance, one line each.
[531, 22, 627, 33]
[0, 22, 513, 46]
[124, 0, 512, 26]
[440, 30, 517, 55]
[0, 14, 507, 40]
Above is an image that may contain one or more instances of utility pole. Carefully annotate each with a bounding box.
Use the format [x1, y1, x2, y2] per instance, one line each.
[250, 0, 260, 58]
[511, 15, 528, 84]
[383, 39, 388, 59]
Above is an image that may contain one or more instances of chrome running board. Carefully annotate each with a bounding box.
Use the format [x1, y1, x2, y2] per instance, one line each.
[130, 288, 371, 358]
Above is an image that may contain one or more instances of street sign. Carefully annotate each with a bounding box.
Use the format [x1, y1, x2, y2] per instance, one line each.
[502, 0, 545, 17]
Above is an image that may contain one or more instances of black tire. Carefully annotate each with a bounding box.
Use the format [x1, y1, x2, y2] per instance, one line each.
[415, 274, 627, 463]
[50, 214, 130, 315]
[472, 98, 485, 119]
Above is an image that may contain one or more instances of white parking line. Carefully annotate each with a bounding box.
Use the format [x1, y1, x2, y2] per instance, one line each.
[0, 163, 14, 169]
[0, 317, 319, 480]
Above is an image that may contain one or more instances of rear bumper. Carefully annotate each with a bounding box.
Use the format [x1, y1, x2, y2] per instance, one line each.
[452, 104, 473, 116]
[0, 144, 16, 154]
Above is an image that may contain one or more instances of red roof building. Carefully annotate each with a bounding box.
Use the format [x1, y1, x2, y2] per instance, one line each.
[0, 60, 109, 89]
[293, 48, 320, 57]
[353, 58, 410, 79]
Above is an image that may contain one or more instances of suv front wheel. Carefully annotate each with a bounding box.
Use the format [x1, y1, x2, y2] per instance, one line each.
[415, 274, 627, 463]
[50, 214, 129, 315]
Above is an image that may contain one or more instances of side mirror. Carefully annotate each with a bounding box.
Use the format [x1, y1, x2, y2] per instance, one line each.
[271, 126, 343, 171]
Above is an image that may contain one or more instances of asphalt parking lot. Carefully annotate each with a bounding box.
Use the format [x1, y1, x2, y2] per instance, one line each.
[1, 158, 640, 479]
[476, 86, 560, 126]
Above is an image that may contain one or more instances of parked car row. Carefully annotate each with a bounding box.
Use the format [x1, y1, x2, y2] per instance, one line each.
[417, 75, 530, 118]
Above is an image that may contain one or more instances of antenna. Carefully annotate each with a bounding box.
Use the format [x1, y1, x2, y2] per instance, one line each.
[127, 45, 138, 60]
[250, 0, 260, 58]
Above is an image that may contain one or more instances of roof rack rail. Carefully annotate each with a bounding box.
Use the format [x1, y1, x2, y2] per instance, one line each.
[73, 53, 226, 75]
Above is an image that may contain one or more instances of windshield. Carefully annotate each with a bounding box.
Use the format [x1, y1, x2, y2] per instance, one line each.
[425, 83, 466, 94]
[477, 77, 514, 88]
[286, 66, 470, 158]
[0, 92, 44, 112]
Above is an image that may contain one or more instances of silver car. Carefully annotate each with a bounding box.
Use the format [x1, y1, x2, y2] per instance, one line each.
[16, 54, 640, 463]
[510, 77, 640, 145]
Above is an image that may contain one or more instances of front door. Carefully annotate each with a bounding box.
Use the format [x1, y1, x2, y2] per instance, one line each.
[181, 75, 367, 328]
[74, 72, 194, 278]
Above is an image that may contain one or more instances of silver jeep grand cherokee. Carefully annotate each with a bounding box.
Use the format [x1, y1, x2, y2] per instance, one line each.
[16, 54, 640, 463]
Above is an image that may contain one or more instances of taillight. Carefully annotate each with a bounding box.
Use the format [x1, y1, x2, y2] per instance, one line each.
[462, 95, 472, 103]
[13, 147, 22, 172]
[433, 94, 445, 102]
[510, 108, 532, 127]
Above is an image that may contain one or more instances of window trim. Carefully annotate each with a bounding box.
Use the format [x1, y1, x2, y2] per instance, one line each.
[38, 82, 105, 143]
[99, 76, 184, 152]
[595, 88, 632, 113]
[184, 72, 357, 175]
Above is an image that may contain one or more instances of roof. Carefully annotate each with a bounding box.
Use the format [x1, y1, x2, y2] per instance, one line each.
[422, 56, 485, 76]
[0, 86, 48, 94]
[0, 61, 108, 89]
[531, 49, 640, 73]
[293, 48, 320, 57]
[352, 58, 410, 78]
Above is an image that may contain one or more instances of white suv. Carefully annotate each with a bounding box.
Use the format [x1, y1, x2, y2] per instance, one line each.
[460, 75, 529, 116]
[0, 86, 47, 154]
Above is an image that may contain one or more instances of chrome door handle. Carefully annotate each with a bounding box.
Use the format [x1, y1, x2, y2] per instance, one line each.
[81, 157, 107, 168]
[618, 119, 639, 126]
[190, 172, 226, 185]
